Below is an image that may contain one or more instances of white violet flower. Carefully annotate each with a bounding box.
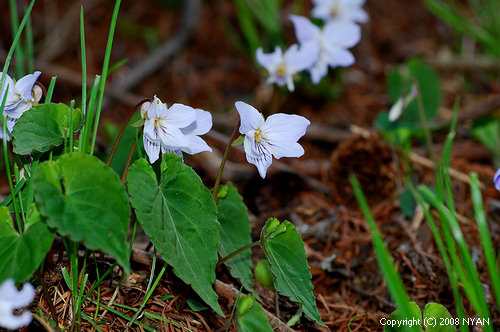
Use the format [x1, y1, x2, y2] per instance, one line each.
[256, 44, 317, 91]
[311, 0, 369, 24]
[142, 96, 212, 163]
[388, 83, 418, 122]
[290, 15, 361, 84]
[0, 71, 42, 119]
[0, 71, 43, 141]
[235, 101, 310, 178]
[0, 279, 35, 330]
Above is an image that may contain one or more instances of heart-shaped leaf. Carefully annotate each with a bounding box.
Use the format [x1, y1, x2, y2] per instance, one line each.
[33, 153, 130, 273]
[217, 182, 255, 294]
[12, 103, 82, 155]
[127, 154, 222, 315]
[0, 205, 55, 282]
[260, 218, 325, 327]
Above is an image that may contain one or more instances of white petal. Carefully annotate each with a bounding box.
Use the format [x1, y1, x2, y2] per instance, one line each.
[181, 135, 212, 155]
[15, 71, 41, 101]
[143, 118, 158, 142]
[311, 2, 332, 20]
[0, 311, 32, 330]
[345, 6, 369, 23]
[235, 101, 265, 134]
[157, 125, 190, 148]
[246, 149, 273, 178]
[165, 103, 196, 129]
[4, 101, 32, 119]
[270, 141, 305, 159]
[181, 108, 212, 135]
[161, 145, 183, 157]
[143, 135, 160, 164]
[388, 99, 404, 122]
[309, 59, 329, 84]
[147, 96, 164, 119]
[263, 113, 311, 143]
[256, 46, 282, 71]
[325, 46, 355, 67]
[285, 41, 319, 73]
[289, 15, 320, 43]
[323, 20, 361, 48]
[0, 73, 14, 104]
[243, 133, 263, 158]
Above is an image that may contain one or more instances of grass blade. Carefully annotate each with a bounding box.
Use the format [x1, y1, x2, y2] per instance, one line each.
[470, 172, 500, 310]
[349, 174, 418, 331]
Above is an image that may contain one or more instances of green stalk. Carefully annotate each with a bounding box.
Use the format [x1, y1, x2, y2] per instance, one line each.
[407, 182, 469, 332]
[8, 0, 24, 77]
[90, 0, 122, 155]
[80, 75, 100, 154]
[128, 264, 167, 327]
[25, 13, 34, 73]
[45, 76, 57, 103]
[69, 100, 75, 153]
[25, 154, 39, 214]
[80, 6, 87, 120]
[0, 0, 35, 95]
[350, 174, 418, 332]
[470, 173, 500, 309]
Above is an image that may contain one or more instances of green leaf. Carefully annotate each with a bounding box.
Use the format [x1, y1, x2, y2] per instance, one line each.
[0, 205, 55, 282]
[399, 190, 416, 218]
[217, 182, 255, 294]
[33, 153, 130, 273]
[384, 302, 423, 332]
[12, 103, 82, 155]
[423, 303, 454, 332]
[260, 218, 325, 327]
[387, 59, 441, 123]
[237, 295, 273, 332]
[186, 299, 208, 312]
[126, 154, 223, 315]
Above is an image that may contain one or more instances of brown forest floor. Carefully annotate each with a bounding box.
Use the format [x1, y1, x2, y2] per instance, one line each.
[1, 0, 500, 331]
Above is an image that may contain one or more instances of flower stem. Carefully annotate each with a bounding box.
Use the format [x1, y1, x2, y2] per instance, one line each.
[217, 240, 259, 267]
[121, 128, 141, 184]
[3, 117, 22, 233]
[212, 122, 240, 204]
[107, 110, 137, 166]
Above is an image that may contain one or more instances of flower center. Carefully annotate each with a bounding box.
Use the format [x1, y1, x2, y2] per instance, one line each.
[330, 3, 339, 16]
[254, 129, 263, 142]
[277, 64, 286, 77]
[154, 119, 159, 129]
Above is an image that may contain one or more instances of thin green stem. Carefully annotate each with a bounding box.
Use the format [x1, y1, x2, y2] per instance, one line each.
[128, 264, 167, 327]
[80, 6, 87, 121]
[45, 76, 57, 103]
[415, 86, 438, 171]
[25, 13, 34, 73]
[218, 240, 259, 267]
[3, 116, 22, 233]
[90, 0, 122, 155]
[0, 0, 35, 95]
[8, 0, 24, 77]
[69, 100, 75, 153]
[80, 75, 100, 154]
[212, 122, 240, 204]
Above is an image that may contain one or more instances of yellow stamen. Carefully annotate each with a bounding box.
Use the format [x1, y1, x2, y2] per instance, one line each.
[277, 64, 286, 77]
[154, 119, 159, 128]
[254, 129, 262, 142]
[331, 5, 339, 16]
